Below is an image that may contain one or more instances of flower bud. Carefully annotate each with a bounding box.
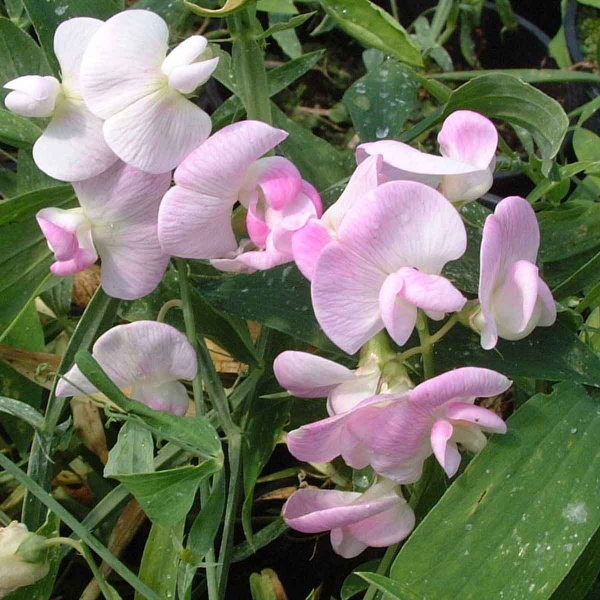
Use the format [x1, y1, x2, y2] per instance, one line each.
[4, 75, 61, 118]
[0, 521, 50, 598]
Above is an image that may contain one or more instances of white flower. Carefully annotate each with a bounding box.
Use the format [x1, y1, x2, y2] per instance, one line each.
[3, 18, 117, 182]
[81, 10, 218, 174]
[0, 522, 49, 598]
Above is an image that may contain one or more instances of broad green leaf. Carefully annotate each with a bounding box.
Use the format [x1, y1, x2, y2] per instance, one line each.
[104, 421, 155, 478]
[444, 74, 569, 169]
[551, 249, 600, 299]
[319, 0, 423, 67]
[0, 108, 41, 148]
[40, 276, 73, 317]
[432, 69, 600, 84]
[212, 50, 325, 130]
[356, 573, 420, 599]
[268, 13, 304, 59]
[257, 0, 298, 14]
[0, 184, 73, 225]
[196, 266, 337, 352]
[435, 323, 600, 387]
[260, 11, 314, 40]
[231, 517, 289, 563]
[114, 462, 221, 526]
[573, 127, 600, 164]
[390, 382, 600, 599]
[272, 103, 353, 190]
[343, 59, 419, 142]
[340, 560, 379, 600]
[577, 0, 600, 7]
[184, 0, 256, 17]
[21, 0, 121, 73]
[136, 521, 184, 600]
[0, 17, 50, 91]
[0, 166, 18, 199]
[75, 350, 223, 459]
[0, 395, 44, 429]
[242, 397, 291, 542]
[17, 149, 62, 194]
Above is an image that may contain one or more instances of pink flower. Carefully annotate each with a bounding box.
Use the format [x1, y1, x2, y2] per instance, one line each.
[292, 154, 385, 280]
[287, 367, 510, 483]
[56, 321, 197, 416]
[36, 161, 170, 300]
[477, 196, 556, 349]
[158, 120, 322, 272]
[311, 181, 467, 354]
[3, 18, 117, 181]
[282, 481, 415, 558]
[357, 110, 498, 203]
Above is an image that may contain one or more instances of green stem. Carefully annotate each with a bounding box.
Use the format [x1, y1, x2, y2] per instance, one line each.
[399, 314, 459, 362]
[227, 9, 272, 124]
[363, 543, 400, 600]
[175, 258, 219, 600]
[389, 0, 399, 20]
[80, 544, 120, 600]
[0, 452, 160, 600]
[416, 312, 435, 380]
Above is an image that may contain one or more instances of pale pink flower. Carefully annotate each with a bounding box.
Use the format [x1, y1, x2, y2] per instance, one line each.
[311, 181, 467, 354]
[56, 321, 197, 416]
[357, 110, 498, 203]
[287, 367, 510, 483]
[158, 120, 322, 272]
[81, 10, 217, 173]
[36, 161, 170, 300]
[477, 196, 556, 349]
[282, 481, 414, 558]
[3, 18, 117, 181]
[292, 154, 385, 280]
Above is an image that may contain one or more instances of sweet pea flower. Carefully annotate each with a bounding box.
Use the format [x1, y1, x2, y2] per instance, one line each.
[476, 196, 556, 349]
[158, 120, 322, 271]
[56, 321, 197, 416]
[312, 181, 467, 354]
[357, 110, 498, 203]
[3, 18, 117, 181]
[36, 161, 170, 300]
[274, 350, 412, 415]
[81, 10, 218, 173]
[0, 522, 49, 598]
[292, 154, 385, 280]
[287, 367, 510, 483]
[282, 481, 415, 558]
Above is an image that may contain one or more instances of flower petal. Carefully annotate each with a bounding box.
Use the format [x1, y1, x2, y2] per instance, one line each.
[158, 120, 288, 258]
[431, 419, 461, 477]
[54, 17, 103, 91]
[328, 368, 380, 415]
[338, 181, 467, 275]
[437, 110, 498, 170]
[291, 219, 332, 281]
[33, 98, 118, 181]
[253, 156, 303, 211]
[132, 380, 190, 416]
[330, 529, 368, 559]
[81, 10, 168, 118]
[102, 87, 212, 174]
[446, 402, 507, 433]
[4, 75, 60, 117]
[73, 161, 171, 300]
[274, 351, 355, 398]
[56, 365, 98, 398]
[167, 57, 219, 95]
[286, 412, 349, 463]
[312, 239, 386, 354]
[537, 278, 557, 327]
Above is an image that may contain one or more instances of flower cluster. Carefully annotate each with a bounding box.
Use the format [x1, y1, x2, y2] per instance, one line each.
[6, 11, 558, 563]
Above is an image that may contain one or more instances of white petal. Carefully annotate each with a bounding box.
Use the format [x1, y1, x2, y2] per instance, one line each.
[102, 87, 212, 173]
[167, 57, 218, 95]
[161, 36, 209, 75]
[4, 75, 60, 117]
[33, 97, 118, 182]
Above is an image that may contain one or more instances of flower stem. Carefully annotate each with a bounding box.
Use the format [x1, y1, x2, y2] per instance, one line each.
[363, 543, 400, 600]
[399, 313, 459, 364]
[417, 313, 435, 380]
[175, 258, 220, 600]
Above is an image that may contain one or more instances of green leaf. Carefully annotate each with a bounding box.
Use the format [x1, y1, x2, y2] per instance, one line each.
[196, 266, 337, 352]
[21, 0, 120, 73]
[136, 522, 184, 600]
[0, 395, 44, 429]
[444, 74, 569, 169]
[340, 560, 379, 600]
[231, 517, 289, 563]
[390, 382, 600, 599]
[0, 108, 41, 148]
[257, 0, 298, 14]
[0, 17, 50, 91]
[319, 0, 423, 67]
[573, 128, 600, 164]
[104, 421, 155, 478]
[344, 58, 419, 142]
[267, 13, 304, 59]
[356, 573, 420, 599]
[260, 11, 314, 40]
[75, 350, 223, 459]
[184, 0, 256, 17]
[114, 462, 221, 527]
[17, 149, 63, 194]
[0, 184, 73, 225]
[271, 103, 353, 190]
[242, 397, 291, 543]
[212, 50, 325, 130]
[435, 323, 600, 387]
